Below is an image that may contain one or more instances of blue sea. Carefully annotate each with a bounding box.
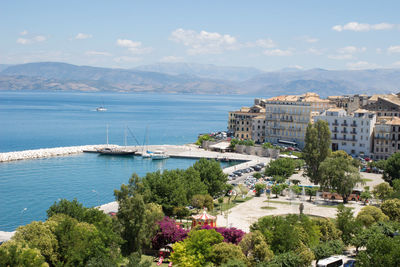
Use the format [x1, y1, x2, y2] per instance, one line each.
[0, 91, 256, 231]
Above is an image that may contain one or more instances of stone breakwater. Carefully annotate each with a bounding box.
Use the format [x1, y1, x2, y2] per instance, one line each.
[0, 145, 118, 162]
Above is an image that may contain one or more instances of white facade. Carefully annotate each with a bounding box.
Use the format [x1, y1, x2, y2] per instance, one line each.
[251, 116, 265, 144]
[315, 108, 376, 156]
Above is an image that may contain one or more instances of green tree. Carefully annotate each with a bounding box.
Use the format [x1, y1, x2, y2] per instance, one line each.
[191, 194, 214, 211]
[381, 198, 400, 222]
[210, 242, 247, 266]
[13, 221, 59, 265]
[125, 252, 152, 267]
[170, 229, 224, 266]
[290, 185, 302, 196]
[52, 215, 109, 266]
[253, 172, 262, 179]
[255, 183, 266, 197]
[47, 199, 122, 259]
[312, 239, 344, 263]
[221, 258, 247, 267]
[313, 218, 341, 242]
[0, 240, 49, 267]
[271, 184, 283, 198]
[303, 120, 331, 185]
[305, 187, 318, 201]
[195, 134, 213, 146]
[238, 231, 274, 265]
[360, 186, 372, 205]
[265, 158, 296, 179]
[193, 158, 228, 198]
[47, 198, 86, 220]
[335, 204, 361, 245]
[114, 179, 147, 255]
[356, 206, 389, 228]
[373, 182, 394, 202]
[383, 152, 400, 184]
[356, 227, 400, 267]
[173, 206, 190, 221]
[319, 156, 362, 203]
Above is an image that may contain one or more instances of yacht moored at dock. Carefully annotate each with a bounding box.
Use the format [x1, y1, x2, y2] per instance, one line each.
[150, 150, 169, 160]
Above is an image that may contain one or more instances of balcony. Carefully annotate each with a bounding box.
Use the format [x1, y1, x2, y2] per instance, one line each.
[332, 129, 338, 133]
[341, 123, 348, 126]
[332, 136, 357, 142]
[280, 117, 293, 122]
[351, 123, 357, 127]
[350, 131, 357, 134]
[332, 122, 339, 126]
[341, 130, 348, 134]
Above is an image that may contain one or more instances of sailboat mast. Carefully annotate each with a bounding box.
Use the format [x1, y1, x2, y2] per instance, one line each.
[106, 124, 109, 146]
[124, 126, 127, 147]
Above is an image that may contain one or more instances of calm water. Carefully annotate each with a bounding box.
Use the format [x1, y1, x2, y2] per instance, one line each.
[0, 91, 255, 231]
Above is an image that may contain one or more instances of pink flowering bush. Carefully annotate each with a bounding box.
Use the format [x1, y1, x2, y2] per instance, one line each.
[152, 217, 188, 249]
[202, 225, 245, 245]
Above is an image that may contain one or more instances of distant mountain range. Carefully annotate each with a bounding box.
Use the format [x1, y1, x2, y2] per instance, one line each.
[1, 62, 400, 97]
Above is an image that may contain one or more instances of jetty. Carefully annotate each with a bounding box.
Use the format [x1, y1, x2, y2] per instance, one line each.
[0, 144, 118, 162]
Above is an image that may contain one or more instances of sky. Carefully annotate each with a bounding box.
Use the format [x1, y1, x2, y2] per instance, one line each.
[1, 0, 400, 71]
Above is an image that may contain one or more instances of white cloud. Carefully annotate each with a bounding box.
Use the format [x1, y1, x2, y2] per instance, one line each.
[338, 46, 366, 54]
[328, 54, 354, 60]
[376, 48, 383, 54]
[75, 33, 92, 40]
[307, 48, 324, 55]
[388, 45, 400, 53]
[113, 56, 141, 63]
[392, 61, 400, 67]
[170, 28, 238, 55]
[346, 61, 379, 70]
[16, 38, 30, 45]
[299, 35, 319, 43]
[160, 56, 184, 63]
[33, 35, 46, 42]
[332, 22, 395, 32]
[263, 49, 293, 56]
[116, 39, 152, 54]
[250, 39, 276, 48]
[16, 35, 46, 45]
[20, 30, 28, 36]
[85, 51, 112, 57]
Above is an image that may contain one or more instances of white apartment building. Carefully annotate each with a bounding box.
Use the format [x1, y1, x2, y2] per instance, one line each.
[251, 115, 266, 144]
[264, 93, 332, 149]
[315, 108, 376, 156]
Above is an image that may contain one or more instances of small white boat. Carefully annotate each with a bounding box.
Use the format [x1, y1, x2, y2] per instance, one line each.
[96, 106, 107, 112]
[151, 150, 169, 160]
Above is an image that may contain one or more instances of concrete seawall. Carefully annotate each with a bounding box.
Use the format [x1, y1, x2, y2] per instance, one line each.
[0, 144, 118, 163]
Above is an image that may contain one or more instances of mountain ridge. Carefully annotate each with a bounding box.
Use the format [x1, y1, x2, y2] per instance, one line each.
[1, 62, 400, 96]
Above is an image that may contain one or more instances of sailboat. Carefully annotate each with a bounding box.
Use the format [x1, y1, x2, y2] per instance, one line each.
[96, 100, 107, 112]
[98, 125, 136, 156]
[142, 126, 151, 158]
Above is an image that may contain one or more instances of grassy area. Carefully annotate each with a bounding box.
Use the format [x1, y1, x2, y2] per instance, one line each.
[211, 196, 253, 216]
[261, 206, 277, 210]
[142, 255, 169, 267]
[361, 178, 373, 182]
[264, 200, 301, 205]
[317, 204, 355, 209]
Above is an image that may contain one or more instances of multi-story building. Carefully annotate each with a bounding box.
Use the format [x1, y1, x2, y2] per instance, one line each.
[315, 108, 376, 157]
[228, 104, 265, 140]
[328, 94, 369, 113]
[251, 115, 266, 144]
[363, 94, 400, 117]
[264, 93, 332, 149]
[373, 117, 400, 160]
